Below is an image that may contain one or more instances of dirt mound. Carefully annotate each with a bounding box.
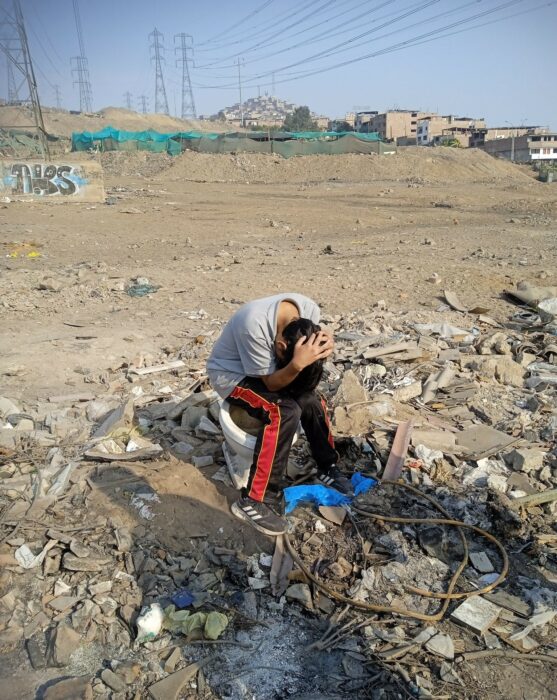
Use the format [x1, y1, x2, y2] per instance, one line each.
[100, 150, 173, 177]
[0, 105, 228, 139]
[159, 147, 533, 185]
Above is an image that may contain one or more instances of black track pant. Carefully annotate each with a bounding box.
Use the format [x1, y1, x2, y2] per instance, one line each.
[227, 377, 337, 502]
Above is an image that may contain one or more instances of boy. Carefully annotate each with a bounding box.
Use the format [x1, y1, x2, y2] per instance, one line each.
[207, 293, 351, 536]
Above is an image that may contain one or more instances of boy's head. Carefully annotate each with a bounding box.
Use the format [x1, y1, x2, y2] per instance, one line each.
[275, 317, 324, 395]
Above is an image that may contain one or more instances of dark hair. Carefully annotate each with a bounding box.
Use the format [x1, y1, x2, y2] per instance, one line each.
[279, 317, 324, 396]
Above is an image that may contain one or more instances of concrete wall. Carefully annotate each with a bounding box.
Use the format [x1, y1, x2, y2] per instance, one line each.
[0, 160, 104, 202]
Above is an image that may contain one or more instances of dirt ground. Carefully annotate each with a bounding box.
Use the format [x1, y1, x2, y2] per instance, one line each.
[1, 146, 557, 699]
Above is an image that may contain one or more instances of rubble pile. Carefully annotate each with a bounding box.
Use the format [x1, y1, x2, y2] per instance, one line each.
[1, 281, 557, 698]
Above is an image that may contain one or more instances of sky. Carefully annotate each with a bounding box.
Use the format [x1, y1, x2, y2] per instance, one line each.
[1, 0, 556, 129]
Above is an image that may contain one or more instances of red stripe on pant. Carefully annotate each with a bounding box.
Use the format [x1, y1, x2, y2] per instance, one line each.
[320, 396, 335, 450]
[228, 386, 281, 502]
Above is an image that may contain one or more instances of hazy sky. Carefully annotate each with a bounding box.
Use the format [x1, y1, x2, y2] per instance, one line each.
[2, 0, 555, 128]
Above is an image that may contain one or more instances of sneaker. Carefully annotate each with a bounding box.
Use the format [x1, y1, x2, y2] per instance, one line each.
[315, 465, 353, 495]
[231, 496, 286, 536]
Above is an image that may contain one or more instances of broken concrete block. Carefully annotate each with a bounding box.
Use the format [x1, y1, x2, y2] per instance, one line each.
[47, 623, 81, 667]
[181, 406, 208, 430]
[163, 646, 182, 673]
[425, 633, 454, 660]
[450, 596, 501, 634]
[0, 397, 20, 419]
[100, 668, 126, 693]
[469, 552, 494, 574]
[62, 553, 111, 572]
[333, 369, 368, 406]
[411, 429, 456, 452]
[285, 583, 313, 610]
[148, 661, 205, 700]
[507, 448, 545, 473]
[43, 675, 93, 700]
[392, 380, 422, 403]
[92, 399, 134, 439]
[48, 595, 79, 612]
[192, 455, 213, 468]
[172, 441, 194, 459]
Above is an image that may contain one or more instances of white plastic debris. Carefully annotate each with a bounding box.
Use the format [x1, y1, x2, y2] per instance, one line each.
[15, 540, 57, 569]
[136, 602, 164, 642]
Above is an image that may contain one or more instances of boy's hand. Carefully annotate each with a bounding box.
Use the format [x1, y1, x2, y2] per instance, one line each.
[292, 332, 334, 371]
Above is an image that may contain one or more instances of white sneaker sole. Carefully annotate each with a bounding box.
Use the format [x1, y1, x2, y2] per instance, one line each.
[231, 501, 285, 536]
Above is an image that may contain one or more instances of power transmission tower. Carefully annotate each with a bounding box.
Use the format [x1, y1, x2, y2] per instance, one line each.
[0, 0, 50, 156]
[7, 58, 19, 103]
[71, 0, 92, 112]
[138, 94, 149, 114]
[174, 33, 196, 120]
[123, 91, 133, 110]
[149, 28, 169, 115]
[53, 84, 62, 109]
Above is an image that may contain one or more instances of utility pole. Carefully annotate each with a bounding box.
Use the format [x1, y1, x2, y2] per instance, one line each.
[53, 84, 62, 109]
[149, 28, 169, 115]
[138, 94, 149, 114]
[123, 91, 133, 110]
[0, 0, 50, 157]
[71, 0, 93, 112]
[237, 57, 243, 128]
[174, 33, 196, 120]
[271, 72, 275, 96]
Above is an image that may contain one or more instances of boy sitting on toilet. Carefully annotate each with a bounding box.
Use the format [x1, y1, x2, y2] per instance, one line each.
[207, 293, 352, 536]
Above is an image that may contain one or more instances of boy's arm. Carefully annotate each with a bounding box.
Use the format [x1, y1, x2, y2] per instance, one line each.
[260, 332, 333, 392]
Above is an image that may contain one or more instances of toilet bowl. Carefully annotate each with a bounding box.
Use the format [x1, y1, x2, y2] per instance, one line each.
[219, 400, 298, 490]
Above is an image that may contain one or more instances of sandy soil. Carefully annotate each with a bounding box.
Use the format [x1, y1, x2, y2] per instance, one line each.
[1, 147, 556, 698]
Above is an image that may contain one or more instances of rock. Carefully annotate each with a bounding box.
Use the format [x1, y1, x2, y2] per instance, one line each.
[365, 364, 387, 378]
[392, 380, 422, 403]
[48, 595, 79, 612]
[115, 527, 133, 552]
[477, 332, 511, 355]
[113, 660, 141, 684]
[89, 581, 112, 596]
[493, 357, 525, 387]
[92, 399, 134, 439]
[101, 669, 126, 693]
[450, 596, 501, 634]
[47, 623, 81, 667]
[195, 415, 221, 435]
[39, 277, 63, 292]
[285, 583, 313, 610]
[469, 551, 495, 574]
[192, 455, 213, 468]
[181, 406, 208, 430]
[425, 633, 454, 660]
[0, 397, 20, 418]
[69, 540, 91, 558]
[507, 448, 545, 473]
[333, 398, 394, 435]
[43, 676, 93, 700]
[26, 637, 46, 669]
[148, 661, 205, 700]
[62, 553, 111, 572]
[426, 273, 442, 285]
[172, 441, 194, 459]
[163, 646, 182, 673]
[333, 370, 368, 406]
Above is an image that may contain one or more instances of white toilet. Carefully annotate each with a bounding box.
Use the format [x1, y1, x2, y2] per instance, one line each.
[219, 400, 298, 489]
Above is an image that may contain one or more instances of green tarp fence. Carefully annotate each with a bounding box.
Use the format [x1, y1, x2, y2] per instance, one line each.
[71, 125, 392, 158]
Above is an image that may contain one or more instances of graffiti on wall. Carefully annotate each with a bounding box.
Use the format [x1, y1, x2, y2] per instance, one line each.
[3, 163, 88, 196]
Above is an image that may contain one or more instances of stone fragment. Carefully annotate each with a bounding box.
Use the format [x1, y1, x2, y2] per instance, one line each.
[115, 528, 133, 552]
[47, 623, 81, 667]
[172, 441, 194, 459]
[101, 668, 126, 693]
[89, 581, 112, 596]
[334, 369, 368, 406]
[195, 415, 221, 435]
[507, 448, 545, 473]
[26, 637, 46, 669]
[450, 596, 501, 634]
[148, 661, 205, 700]
[285, 583, 313, 610]
[48, 595, 79, 612]
[113, 660, 141, 684]
[192, 455, 213, 468]
[392, 380, 422, 403]
[69, 540, 91, 558]
[469, 552, 494, 574]
[425, 633, 454, 660]
[0, 397, 20, 418]
[163, 646, 182, 673]
[181, 406, 208, 430]
[43, 676, 93, 700]
[62, 553, 111, 572]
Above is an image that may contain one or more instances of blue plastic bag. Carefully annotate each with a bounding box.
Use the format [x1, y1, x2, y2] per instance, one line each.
[351, 472, 377, 496]
[284, 484, 351, 513]
[170, 588, 195, 609]
[284, 473, 377, 514]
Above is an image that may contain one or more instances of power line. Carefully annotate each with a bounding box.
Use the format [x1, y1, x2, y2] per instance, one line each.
[149, 27, 169, 115]
[196, 0, 274, 46]
[194, 0, 544, 92]
[175, 33, 196, 119]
